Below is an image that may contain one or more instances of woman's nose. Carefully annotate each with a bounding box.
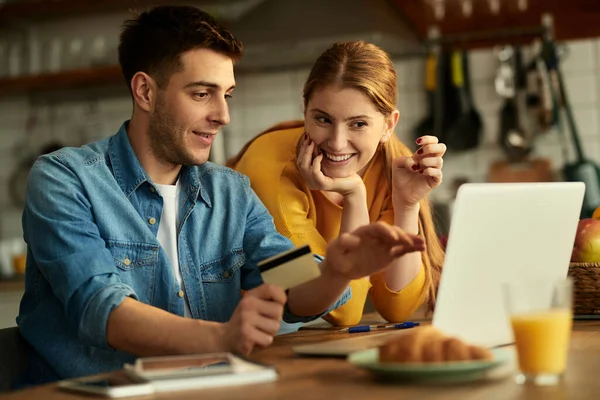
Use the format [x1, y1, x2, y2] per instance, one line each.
[327, 128, 347, 152]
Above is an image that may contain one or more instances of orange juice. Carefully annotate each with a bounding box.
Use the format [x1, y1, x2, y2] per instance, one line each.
[511, 309, 572, 374]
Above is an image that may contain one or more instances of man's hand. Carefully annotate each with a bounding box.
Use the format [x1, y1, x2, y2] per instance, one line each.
[221, 284, 287, 355]
[324, 222, 426, 280]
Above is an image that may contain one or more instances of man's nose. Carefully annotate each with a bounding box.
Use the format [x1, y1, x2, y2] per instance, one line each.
[211, 97, 230, 126]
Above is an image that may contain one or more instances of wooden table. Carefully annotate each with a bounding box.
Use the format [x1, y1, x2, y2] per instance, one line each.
[5, 318, 600, 400]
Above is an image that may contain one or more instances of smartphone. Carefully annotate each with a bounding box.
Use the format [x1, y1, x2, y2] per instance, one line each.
[58, 375, 154, 398]
[125, 353, 234, 381]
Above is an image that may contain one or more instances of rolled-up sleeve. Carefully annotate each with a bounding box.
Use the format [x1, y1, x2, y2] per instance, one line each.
[23, 155, 134, 350]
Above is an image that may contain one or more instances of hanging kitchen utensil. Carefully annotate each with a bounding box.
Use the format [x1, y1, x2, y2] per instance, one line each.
[515, 46, 535, 150]
[488, 46, 553, 183]
[498, 45, 533, 162]
[438, 49, 461, 144]
[413, 51, 437, 141]
[494, 46, 515, 98]
[527, 39, 555, 132]
[445, 50, 482, 151]
[542, 38, 600, 218]
[413, 45, 460, 145]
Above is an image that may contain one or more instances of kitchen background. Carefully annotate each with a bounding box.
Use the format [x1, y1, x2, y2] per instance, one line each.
[0, 0, 599, 327]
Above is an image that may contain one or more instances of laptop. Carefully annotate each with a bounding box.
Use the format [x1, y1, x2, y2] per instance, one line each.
[433, 182, 584, 347]
[293, 182, 585, 356]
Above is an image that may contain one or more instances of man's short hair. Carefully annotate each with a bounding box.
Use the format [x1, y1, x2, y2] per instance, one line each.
[118, 5, 243, 92]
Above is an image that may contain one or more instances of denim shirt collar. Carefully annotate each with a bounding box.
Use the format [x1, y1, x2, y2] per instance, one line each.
[108, 121, 211, 207]
[182, 164, 212, 208]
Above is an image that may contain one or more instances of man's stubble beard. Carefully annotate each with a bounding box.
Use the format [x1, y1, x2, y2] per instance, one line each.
[148, 95, 200, 167]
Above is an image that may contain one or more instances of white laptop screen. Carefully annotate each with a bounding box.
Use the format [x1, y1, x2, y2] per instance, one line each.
[432, 182, 584, 348]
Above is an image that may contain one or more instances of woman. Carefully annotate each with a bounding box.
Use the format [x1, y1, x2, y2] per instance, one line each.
[228, 41, 445, 326]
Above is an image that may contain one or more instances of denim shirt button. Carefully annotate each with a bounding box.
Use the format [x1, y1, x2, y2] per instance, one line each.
[123, 257, 131, 266]
[148, 217, 156, 225]
[177, 290, 184, 298]
[149, 186, 156, 193]
[223, 271, 230, 278]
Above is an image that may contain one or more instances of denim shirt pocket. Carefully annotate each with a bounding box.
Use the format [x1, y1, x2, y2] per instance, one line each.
[105, 240, 159, 304]
[199, 249, 245, 321]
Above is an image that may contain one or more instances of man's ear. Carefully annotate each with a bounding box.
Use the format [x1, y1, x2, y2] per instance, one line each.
[381, 109, 400, 144]
[131, 72, 157, 113]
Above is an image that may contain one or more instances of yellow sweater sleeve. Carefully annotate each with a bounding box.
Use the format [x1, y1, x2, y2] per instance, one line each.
[369, 206, 427, 322]
[369, 267, 426, 322]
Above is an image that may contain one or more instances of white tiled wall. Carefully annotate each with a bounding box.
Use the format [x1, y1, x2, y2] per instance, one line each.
[0, 9, 599, 240]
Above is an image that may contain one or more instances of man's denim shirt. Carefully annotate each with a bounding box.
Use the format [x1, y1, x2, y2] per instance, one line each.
[15, 122, 350, 387]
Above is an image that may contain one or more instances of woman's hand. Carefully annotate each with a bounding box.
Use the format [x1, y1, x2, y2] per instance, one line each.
[297, 133, 365, 197]
[391, 136, 446, 209]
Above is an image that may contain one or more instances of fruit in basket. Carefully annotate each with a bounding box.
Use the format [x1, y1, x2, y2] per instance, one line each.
[593, 206, 600, 220]
[571, 218, 600, 262]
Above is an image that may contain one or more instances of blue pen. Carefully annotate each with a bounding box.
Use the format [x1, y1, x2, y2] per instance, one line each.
[339, 321, 420, 333]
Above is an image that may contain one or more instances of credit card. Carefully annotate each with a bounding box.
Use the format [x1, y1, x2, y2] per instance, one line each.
[258, 245, 321, 290]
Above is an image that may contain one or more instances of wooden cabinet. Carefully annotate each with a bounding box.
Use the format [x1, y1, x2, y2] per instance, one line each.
[391, 0, 600, 44]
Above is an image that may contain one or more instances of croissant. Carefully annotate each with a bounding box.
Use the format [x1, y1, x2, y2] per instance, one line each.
[379, 326, 493, 363]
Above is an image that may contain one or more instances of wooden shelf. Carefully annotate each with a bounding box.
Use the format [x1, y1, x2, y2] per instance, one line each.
[0, 65, 123, 95]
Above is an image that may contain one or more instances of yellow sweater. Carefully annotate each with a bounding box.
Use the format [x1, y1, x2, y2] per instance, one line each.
[234, 126, 425, 325]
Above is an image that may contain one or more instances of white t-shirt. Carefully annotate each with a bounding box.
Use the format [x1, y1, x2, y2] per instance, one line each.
[155, 181, 192, 317]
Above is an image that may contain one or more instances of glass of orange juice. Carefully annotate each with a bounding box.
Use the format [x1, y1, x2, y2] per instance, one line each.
[503, 278, 573, 386]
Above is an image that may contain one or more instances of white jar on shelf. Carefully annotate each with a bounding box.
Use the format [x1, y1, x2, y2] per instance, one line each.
[64, 36, 85, 70]
[40, 36, 63, 74]
[7, 40, 23, 77]
[89, 35, 108, 66]
[47, 36, 63, 73]
[27, 28, 41, 75]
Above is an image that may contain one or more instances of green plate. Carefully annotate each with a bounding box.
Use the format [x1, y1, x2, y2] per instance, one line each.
[348, 347, 513, 384]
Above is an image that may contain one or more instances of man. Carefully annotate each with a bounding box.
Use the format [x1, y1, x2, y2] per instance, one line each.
[14, 5, 425, 387]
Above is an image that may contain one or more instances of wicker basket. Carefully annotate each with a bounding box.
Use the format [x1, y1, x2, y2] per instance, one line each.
[568, 262, 600, 315]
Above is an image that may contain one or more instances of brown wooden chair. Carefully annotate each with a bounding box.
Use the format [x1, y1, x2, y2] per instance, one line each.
[0, 327, 28, 392]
